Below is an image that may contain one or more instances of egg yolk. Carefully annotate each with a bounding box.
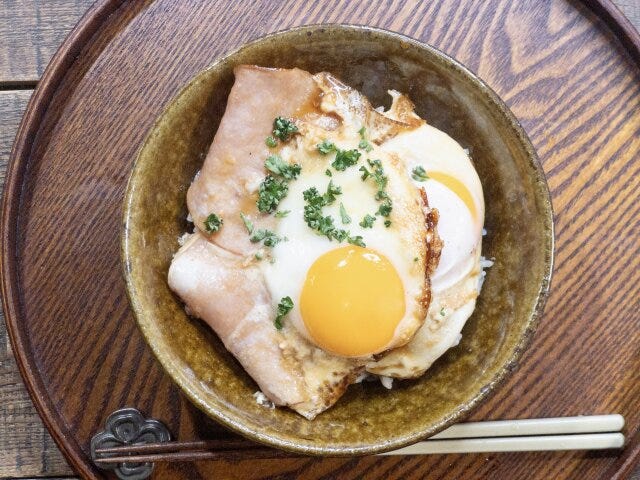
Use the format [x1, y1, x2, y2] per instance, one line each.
[428, 171, 477, 220]
[300, 246, 406, 357]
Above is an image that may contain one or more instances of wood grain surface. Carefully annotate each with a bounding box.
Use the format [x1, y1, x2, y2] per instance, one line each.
[0, 0, 95, 85]
[0, 90, 75, 478]
[0, 1, 639, 479]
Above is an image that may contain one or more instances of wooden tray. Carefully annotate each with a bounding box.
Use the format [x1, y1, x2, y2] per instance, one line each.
[2, 1, 639, 479]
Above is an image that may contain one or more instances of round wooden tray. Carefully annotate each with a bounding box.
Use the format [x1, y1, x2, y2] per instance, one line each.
[2, 1, 639, 479]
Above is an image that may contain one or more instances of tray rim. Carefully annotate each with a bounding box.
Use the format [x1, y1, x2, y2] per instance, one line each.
[1, 1, 638, 479]
[1, 2, 143, 479]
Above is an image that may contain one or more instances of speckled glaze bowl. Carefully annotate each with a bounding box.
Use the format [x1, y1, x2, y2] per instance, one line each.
[122, 25, 553, 455]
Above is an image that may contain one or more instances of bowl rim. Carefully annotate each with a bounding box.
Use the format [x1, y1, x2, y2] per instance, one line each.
[122, 23, 555, 456]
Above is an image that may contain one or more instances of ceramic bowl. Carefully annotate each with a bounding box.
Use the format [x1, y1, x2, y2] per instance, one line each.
[122, 24, 553, 455]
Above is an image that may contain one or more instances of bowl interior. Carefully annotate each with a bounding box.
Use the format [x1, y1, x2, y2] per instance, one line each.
[122, 25, 553, 455]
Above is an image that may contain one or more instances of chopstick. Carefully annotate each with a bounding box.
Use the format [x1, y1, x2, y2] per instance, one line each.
[380, 433, 625, 455]
[429, 414, 625, 439]
[93, 414, 624, 464]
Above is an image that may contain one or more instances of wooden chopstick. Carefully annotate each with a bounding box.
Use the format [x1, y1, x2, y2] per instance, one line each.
[95, 439, 253, 454]
[94, 447, 289, 463]
[93, 415, 625, 464]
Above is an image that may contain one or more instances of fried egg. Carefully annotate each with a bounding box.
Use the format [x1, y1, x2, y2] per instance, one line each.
[257, 126, 429, 358]
[366, 98, 486, 378]
[382, 122, 484, 293]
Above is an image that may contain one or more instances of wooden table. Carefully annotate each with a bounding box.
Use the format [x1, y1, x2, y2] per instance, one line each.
[0, 1, 638, 479]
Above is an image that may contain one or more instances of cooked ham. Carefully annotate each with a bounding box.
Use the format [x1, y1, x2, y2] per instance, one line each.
[187, 66, 320, 255]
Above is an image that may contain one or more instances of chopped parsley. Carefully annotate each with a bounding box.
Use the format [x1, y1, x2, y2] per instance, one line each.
[274, 210, 290, 218]
[359, 159, 393, 224]
[413, 257, 419, 262]
[359, 214, 376, 228]
[250, 228, 281, 247]
[339, 203, 351, 224]
[272, 117, 298, 141]
[255, 251, 264, 261]
[360, 159, 387, 191]
[240, 212, 253, 233]
[317, 139, 337, 154]
[358, 126, 373, 152]
[325, 169, 332, 177]
[333, 229, 349, 241]
[347, 235, 366, 247]
[257, 175, 289, 213]
[265, 136, 277, 148]
[302, 183, 367, 245]
[274, 296, 294, 330]
[377, 199, 392, 217]
[412, 166, 429, 182]
[203, 213, 223, 233]
[303, 204, 336, 240]
[264, 155, 301, 180]
[359, 140, 373, 152]
[332, 148, 361, 171]
[303, 186, 324, 206]
[303, 186, 345, 241]
[440, 308, 446, 317]
[323, 180, 342, 204]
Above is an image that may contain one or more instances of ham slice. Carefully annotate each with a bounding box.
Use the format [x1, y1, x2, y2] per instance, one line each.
[187, 66, 320, 255]
[168, 233, 309, 406]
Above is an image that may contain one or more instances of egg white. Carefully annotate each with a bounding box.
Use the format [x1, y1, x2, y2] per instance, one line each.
[381, 123, 484, 292]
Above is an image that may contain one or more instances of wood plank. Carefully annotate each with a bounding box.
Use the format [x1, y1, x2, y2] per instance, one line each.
[0, 1, 638, 479]
[0, 0, 96, 84]
[0, 91, 75, 478]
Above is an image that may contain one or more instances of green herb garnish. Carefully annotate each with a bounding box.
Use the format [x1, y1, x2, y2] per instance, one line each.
[255, 251, 264, 261]
[347, 235, 366, 247]
[359, 139, 373, 152]
[274, 210, 290, 218]
[240, 212, 253, 233]
[377, 199, 392, 217]
[257, 175, 289, 213]
[440, 308, 446, 317]
[203, 213, 223, 233]
[333, 229, 349, 241]
[303, 187, 342, 240]
[250, 229, 281, 247]
[359, 214, 376, 228]
[358, 126, 373, 152]
[339, 203, 351, 224]
[359, 159, 393, 224]
[264, 154, 301, 180]
[274, 296, 294, 329]
[325, 169, 332, 177]
[317, 139, 337, 154]
[265, 136, 277, 148]
[412, 165, 429, 182]
[332, 148, 361, 171]
[302, 183, 364, 243]
[272, 117, 298, 141]
[323, 180, 342, 204]
[384, 219, 392, 228]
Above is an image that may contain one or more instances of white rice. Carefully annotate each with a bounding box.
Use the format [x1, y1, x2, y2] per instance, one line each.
[253, 391, 275, 409]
